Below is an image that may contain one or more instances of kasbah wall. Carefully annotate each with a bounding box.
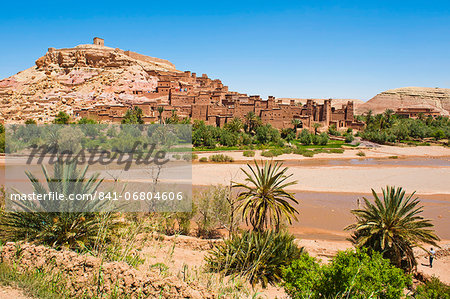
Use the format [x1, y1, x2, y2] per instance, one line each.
[75, 40, 363, 131]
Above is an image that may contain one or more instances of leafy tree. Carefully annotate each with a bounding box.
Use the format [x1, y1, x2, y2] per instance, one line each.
[345, 186, 440, 271]
[122, 107, 144, 124]
[299, 129, 312, 145]
[233, 160, 298, 232]
[53, 111, 70, 124]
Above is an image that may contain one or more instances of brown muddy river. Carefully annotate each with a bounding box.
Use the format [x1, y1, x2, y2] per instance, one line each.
[1, 156, 449, 240]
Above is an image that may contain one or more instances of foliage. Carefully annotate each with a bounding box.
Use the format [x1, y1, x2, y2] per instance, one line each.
[242, 150, 255, 157]
[356, 150, 365, 156]
[233, 160, 298, 232]
[345, 186, 440, 271]
[205, 230, 303, 288]
[194, 185, 233, 238]
[0, 161, 119, 250]
[199, 157, 208, 162]
[328, 124, 341, 136]
[344, 133, 355, 143]
[53, 111, 70, 124]
[209, 154, 234, 162]
[255, 124, 281, 145]
[299, 129, 312, 145]
[414, 276, 450, 299]
[122, 107, 144, 124]
[282, 248, 411, 299]
[360, 110, 450, 144]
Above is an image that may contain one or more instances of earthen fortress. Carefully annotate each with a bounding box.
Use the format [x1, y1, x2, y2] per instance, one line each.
[74, 39, 361, 129]
[1, 38, 362, 129]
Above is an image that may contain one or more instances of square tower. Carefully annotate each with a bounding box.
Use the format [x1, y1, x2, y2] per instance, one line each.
[93, 37, 104, 46]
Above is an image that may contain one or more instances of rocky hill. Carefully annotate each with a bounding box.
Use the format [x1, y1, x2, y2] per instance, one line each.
[0, 39, 180, 123]
[356, 87, 450, 116]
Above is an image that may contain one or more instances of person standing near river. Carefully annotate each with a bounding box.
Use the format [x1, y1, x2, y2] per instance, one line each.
[429, 248, 436, 268]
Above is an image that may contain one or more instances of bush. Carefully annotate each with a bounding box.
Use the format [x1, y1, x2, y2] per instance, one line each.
[328, 125, 340, 136]
[173, 154, 181, 160]
[318, 132, 329, 145]
[283, 249, 411, 299]
[356, 150, 365, 156]
[199, 157, 208, 162]
[299, 129, 312, 145]
[206, 230, 302, 288]
[415, 276, 450, 299]
[345, 133, 354, 143]
[182, 153, 195, 161]
[209, 154, 234, 162]
[194, 185, 232, 238]
[0, 162, 119, 250]
[243, 150, 255, 157]
[302, 150, 315, 157]
[329, 148, 344, 154]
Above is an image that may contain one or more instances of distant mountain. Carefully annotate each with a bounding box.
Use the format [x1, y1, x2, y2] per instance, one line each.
[356, 87, 450, 116]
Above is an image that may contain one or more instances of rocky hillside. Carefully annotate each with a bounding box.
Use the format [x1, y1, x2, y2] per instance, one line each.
[357, 87, 450, 116]
[0, 40, 180, 123]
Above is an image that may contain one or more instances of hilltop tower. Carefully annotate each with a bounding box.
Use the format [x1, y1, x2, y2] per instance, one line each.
[93, 37, 104, 46]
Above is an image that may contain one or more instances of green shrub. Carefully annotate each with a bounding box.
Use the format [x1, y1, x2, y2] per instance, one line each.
[345, 133, 354, 143]
[206, 230, 302, 288]
[209, 154, 234, 162]
[182, 153, 195, 161]
[302, 150, 315, 157]
[318, 132, 329, 145]
[173, 154, 181, 160]
[356, 150, 366, 157]
[415, 276, 450, 299]
[199, 157, 208, 162]
[299, 129, 312, 145]
[243, 150, 255, 157]
[191, 153, 198, 160]
[283, 249, 411, 299]
[329, 148, 344, 154]
[328, 125, 341, 136]
[261, 150, 275, 157]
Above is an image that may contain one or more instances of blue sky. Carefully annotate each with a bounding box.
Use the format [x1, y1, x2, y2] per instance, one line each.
[1, 0, 449, 100]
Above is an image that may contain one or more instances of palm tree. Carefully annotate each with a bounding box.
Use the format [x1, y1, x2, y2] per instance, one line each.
[244, 111, 261, 134]
[291, 119, 302, 135]
[312, 123, 322, 135]
[0, 161, 118, 250]
[345, 186, 440, 271]
[232, 160, 299, 232]
[157, 106, 165, 124]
